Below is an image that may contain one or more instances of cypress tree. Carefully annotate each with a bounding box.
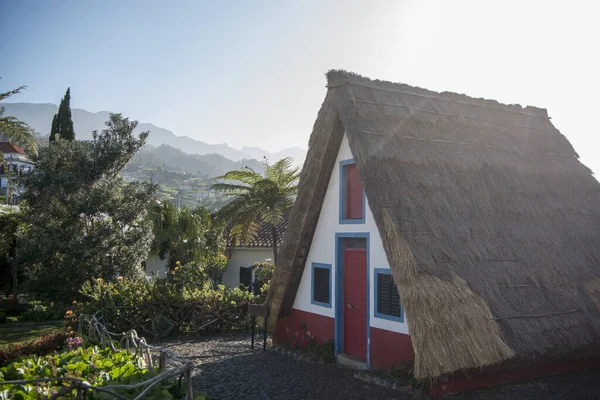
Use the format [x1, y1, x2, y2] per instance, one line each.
[49, 88, 75, 141]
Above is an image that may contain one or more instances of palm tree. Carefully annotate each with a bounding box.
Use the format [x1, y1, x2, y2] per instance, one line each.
[151, 201, 215, 269]
[0, 86, 38, 202]
[212, 157, 300, 266]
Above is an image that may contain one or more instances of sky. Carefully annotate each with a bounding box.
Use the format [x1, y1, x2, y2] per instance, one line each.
[1, 0, 599, 175]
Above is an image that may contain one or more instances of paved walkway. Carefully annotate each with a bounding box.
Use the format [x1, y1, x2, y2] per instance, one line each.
[162, 333, 600, 400]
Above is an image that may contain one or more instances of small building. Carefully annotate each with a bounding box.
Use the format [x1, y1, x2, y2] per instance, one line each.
[223, 215, 288, 289]
[267, 70, 600, 394]
[0, 141, 34, 204]
[144, 254, 169, 279]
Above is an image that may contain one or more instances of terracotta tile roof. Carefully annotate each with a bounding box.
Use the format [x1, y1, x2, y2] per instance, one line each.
[0, 142, 26, 155]
[233, 212, 290, 248]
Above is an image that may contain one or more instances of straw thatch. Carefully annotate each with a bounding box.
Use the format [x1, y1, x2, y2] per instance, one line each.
[267, 70, 600, 380]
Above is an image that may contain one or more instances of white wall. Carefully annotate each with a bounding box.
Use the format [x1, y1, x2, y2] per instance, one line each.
[223, 247, 273, 288]
[145, 254, 168, 279]
[292, 134, 409, 335]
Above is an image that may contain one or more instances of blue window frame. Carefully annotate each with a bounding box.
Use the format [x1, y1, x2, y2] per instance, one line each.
[311, 262, 332, 308]
[339, 159, 366, 224]
[374, 268, 404, 322]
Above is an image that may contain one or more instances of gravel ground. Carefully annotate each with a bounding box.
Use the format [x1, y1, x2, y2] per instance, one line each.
[161, 333, 600, 400]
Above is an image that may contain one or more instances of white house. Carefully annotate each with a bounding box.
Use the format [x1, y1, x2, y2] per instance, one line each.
[144, 254, 169, 279]
[0, 141, 34, 204]
[222, 215, 288, 289]
[267, 70, 600, 395]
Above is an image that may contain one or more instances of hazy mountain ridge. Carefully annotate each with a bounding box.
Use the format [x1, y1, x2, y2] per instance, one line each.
[131, 144, 265, 178]
[1, 102, 306, 165]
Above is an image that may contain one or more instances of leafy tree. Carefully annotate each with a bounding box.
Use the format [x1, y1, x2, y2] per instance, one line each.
[20, 114, 157, 299]
[212, 157, 299, 265]
[0, 205, 26, 296]
[49, 87, 75, 141]
[0, 85, 38, 201]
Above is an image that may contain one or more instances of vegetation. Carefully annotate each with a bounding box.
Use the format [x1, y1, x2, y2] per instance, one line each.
[122, 144, 264, 210]
[0, 321, 65, 350]
[252, 261, 275, 295]
[0, 345, 205, 399]
[288, 323, 335, 363]
[0, 331, 70, 365]
[70, 265, 261, 338]
[213, 157, 299, 265]
[0, 205, 24, 296]
[49, 87, 75, 141]
[19, 114, 157, 299]
[151, 201, 225, 273]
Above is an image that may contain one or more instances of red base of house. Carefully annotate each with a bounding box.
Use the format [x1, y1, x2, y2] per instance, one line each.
[274, 308, 414, 368]
[274, 309, 598, 397]
[274, 308, 335, 345]
[369, 326, 415, 369]
[430, 358, 600, 398]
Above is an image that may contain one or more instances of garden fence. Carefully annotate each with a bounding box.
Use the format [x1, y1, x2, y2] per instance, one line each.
[0, 313, 195, 399]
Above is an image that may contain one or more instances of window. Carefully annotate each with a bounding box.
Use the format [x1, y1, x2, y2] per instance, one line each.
[339, 160, 365, 224]
[311, 263, 332, 307]
[239, 266, 253, 289]
[374, 268, 403, 322]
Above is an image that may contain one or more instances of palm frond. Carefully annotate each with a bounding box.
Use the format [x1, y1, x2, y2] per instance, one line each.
[214, 157, 300, 254]
[211, 183, 252, 195]
[214, 169, 262, 185]
[0, 86, 26, 102]
[0, 86, 39, 154]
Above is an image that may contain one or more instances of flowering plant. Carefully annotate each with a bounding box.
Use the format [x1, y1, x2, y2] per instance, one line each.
[290, 323, 320, 353]
[65, 336, 84, 350]
[287, 323, 335, 362]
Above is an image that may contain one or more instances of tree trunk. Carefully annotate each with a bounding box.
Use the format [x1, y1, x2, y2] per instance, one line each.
[271, 223, 278, 266]
[10, 261, 18, 296]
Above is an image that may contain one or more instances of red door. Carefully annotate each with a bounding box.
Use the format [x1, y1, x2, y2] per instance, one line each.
[343, 244, 367, 359]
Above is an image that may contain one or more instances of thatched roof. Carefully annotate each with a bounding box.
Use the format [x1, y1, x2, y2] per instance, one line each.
[267, 70, 600, 380]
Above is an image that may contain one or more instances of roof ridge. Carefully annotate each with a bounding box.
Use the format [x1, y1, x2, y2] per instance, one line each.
[326, 69, 548, 118]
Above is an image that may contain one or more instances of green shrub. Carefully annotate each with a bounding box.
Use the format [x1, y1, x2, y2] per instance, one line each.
[320, 340, 335, 363]
[0, 345, 208, 399]
[74, 263, 260, 338]
[0, 312, 6, 324]
[21, 300, 67, 322]
[254, 261, 275, 287]
[253, 260, 275, 300]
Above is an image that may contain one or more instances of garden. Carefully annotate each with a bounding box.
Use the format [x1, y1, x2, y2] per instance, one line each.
[0, 93, 298, 398]
[0, 258, 278, 398]
[0, 316, 203, 399]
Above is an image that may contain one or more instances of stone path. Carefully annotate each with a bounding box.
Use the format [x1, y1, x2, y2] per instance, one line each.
[161, 333, 600, 400]
[163, 333, 408, 400]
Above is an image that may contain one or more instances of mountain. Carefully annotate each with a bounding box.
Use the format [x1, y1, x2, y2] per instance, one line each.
[241, 145, 307, 165]
[131, 144, 264, 178]
[121, 144, 265, 209]
[1, 102, 306, 165]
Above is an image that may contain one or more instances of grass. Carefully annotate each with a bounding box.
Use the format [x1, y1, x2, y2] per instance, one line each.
[0, 320, 65, 348]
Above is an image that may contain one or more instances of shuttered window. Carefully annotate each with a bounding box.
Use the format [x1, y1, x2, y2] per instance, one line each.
[375, 269, 403, 322]
[346, 164, 363, 219]
[340, 160, 365, 223]
[311, 263, 331, 307]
